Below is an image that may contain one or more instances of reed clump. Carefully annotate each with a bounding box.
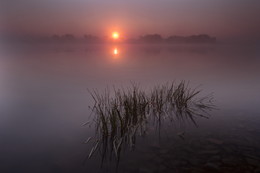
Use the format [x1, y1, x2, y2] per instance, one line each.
[87, 81, 214, 162]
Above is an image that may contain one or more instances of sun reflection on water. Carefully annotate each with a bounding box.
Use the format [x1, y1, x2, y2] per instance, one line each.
[111, 46, 123, 61]
[113, 47, 119, 55]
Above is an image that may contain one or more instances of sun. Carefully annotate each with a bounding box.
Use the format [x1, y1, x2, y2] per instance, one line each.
[112, 32, 119, 39]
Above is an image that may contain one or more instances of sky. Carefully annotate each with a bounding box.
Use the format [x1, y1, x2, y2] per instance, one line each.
[1, 0, 260, 40]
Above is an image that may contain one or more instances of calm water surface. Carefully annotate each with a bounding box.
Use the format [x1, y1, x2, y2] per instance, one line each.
[0, 44, 260, 172]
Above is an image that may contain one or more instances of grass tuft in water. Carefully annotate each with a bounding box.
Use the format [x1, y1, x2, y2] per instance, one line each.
[87, 81, 215, 163]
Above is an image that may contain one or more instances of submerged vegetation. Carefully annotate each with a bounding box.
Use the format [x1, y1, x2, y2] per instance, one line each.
[86, 81, 215, 164]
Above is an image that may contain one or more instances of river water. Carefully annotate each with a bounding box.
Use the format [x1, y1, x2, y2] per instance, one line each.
[0, 44, 260, 173]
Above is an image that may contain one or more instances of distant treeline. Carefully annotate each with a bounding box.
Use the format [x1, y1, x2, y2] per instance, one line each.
[135, 34, 216, 44]
[2, 33, 216, 44]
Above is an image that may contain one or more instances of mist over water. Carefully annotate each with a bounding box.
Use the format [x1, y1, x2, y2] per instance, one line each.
[0, 44, 260, 172]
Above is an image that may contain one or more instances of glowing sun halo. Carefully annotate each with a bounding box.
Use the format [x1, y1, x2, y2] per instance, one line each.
[112, 32, 119, 39]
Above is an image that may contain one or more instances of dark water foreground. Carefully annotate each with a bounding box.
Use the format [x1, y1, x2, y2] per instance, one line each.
[0, 44, 259, 172]
[114, 112, 260, 173]
[85, 94, 260, 173]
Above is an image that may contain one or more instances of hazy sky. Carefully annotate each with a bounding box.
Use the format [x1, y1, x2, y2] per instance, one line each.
[1, 0, 260, 40]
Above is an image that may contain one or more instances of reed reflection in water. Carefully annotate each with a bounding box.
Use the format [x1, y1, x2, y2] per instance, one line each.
[86, 81, 215, 165]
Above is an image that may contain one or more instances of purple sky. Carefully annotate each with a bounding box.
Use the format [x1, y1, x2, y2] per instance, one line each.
[1, 0, 260, 40]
